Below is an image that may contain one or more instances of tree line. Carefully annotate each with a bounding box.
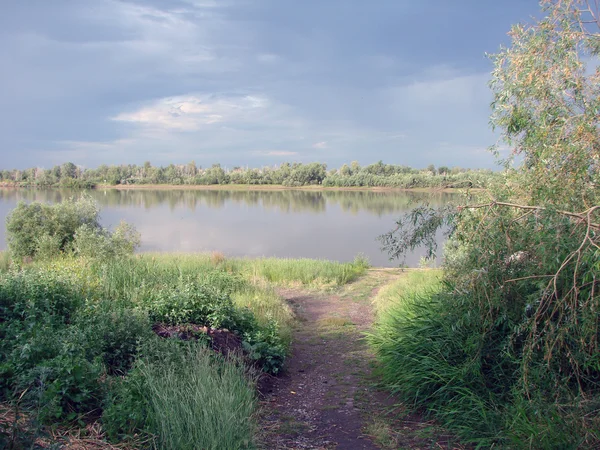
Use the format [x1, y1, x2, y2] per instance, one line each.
[0, 160, 495, 189]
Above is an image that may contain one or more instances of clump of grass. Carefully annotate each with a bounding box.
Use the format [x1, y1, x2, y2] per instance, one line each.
[317, 317, 354, 328]
[369, 288, 503, 445]
[140, 340, 257, 450]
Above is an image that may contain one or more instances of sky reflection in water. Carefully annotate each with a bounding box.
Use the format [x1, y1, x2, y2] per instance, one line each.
[0, 189, 456, 267]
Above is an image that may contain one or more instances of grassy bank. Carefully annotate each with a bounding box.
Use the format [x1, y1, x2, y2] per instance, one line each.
[0, 252, 368, 448]
[369, 269, 599, 448]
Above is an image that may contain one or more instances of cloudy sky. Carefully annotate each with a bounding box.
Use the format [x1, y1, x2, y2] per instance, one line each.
[1, 0, 540, 170]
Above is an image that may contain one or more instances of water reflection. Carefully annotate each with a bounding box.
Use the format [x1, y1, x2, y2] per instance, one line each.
[0, 188, 456, 267]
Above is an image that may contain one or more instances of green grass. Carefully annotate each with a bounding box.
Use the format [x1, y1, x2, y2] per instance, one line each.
[224, 255, 370, 287]
[1, 252, 314, 448]
[232, 285, 294, 344]
[1, 251, 368, 448]
[371, 269, 441, 315]
[368, 270, 499, 445]
[88, 254, 294, 341]
[130, 252, 368, 285]
[140, 340, 257, 450]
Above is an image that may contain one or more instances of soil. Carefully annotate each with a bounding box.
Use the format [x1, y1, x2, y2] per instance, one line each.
[259, 269, 464, 450]
[152, 322, 243, 356]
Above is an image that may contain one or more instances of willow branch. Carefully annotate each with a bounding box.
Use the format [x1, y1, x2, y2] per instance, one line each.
[459, 202, 600, 230]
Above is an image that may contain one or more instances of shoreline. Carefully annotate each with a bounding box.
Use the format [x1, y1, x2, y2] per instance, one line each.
[0, 183, 478, 193]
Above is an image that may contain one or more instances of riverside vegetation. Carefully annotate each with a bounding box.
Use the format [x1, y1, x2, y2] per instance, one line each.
[0, 195, 369, 448]
[371, 1, 599, 448]
[2, 1, 598, 448]
[0, 160, 495, 190]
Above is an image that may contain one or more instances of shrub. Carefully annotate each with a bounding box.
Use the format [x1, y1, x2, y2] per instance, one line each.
[145, 281, 238, 329]
[0, 269, 151, 422]
[74, 302, 152, 375]
[375, 1, 600, 446]
[5, 195, 140, 262]
[6, 195, 100, 261]
[102, 366, 151, 442]
[72, 221, 141, 260]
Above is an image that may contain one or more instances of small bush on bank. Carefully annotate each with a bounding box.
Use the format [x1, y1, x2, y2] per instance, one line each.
[5, 195, 140, 263]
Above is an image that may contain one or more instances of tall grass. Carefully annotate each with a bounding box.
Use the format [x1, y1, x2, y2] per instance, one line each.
[0, 251, 10, 272]
[227, 256, 369, 287]
[369, 288, 501, 445]
[368, 269, 598, 447]
[140, 340, 257, 450]
[371, 269, 441, 315]
[232, 285, 294, 344]
[138, 252, 369, 286]
[90, 255, 294, 339]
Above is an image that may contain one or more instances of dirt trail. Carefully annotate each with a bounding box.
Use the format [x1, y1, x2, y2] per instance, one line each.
[260, 270, 460, 450]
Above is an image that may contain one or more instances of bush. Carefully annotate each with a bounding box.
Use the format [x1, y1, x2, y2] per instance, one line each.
[145, 281, 238, 329]
[102, 366, 151, 442]
[6, 195, 100, 261]
[72, 221, 141, 260]
[374, 1, 600, 446]
[5, 195, 139, 262]
[0, 269, 151, 422]
[74, 301, 152, 375]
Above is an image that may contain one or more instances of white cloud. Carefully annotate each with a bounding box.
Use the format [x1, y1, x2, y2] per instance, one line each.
[312, 141, 328, 149]
[113, 94, 270, 131]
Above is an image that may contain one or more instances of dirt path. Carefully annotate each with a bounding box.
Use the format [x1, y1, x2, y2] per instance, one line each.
[259, 270, 461, 450]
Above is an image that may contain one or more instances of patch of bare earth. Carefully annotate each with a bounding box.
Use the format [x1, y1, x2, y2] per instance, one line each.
[259, 270, 465, 450]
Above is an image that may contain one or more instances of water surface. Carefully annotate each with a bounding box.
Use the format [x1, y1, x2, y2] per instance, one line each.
[0, 188, 456, 267]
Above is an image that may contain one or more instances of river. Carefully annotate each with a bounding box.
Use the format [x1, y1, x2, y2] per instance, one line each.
[0, 188, 456, 267]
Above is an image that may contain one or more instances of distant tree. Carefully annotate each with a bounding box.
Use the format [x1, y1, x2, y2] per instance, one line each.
[61, 162, 77, 179]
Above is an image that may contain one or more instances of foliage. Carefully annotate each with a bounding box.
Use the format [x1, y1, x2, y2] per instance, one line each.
[5, 195, 140, 262]
[375, 1, 600, 447]
[144, 281, 239, 329]
[73, 221, 141, 260]
[0, 269, 153, 423]
[242, 318, 288, 374]
[0, 160, 498, 189]
[489, 0, 599, 209]
[102, 364, 151, 442]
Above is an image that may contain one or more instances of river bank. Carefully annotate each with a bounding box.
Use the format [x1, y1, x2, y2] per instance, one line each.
[0, 182, 477, 193]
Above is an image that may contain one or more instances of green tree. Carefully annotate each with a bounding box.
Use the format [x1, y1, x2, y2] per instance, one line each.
[489, 0, 599, 209]
[377, 1, 600, 445]
[61, 162, 77, 179]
